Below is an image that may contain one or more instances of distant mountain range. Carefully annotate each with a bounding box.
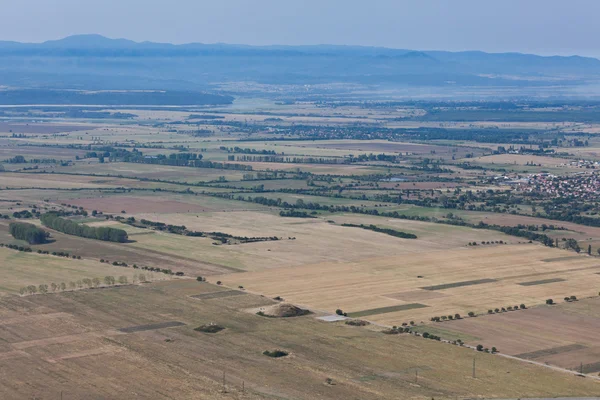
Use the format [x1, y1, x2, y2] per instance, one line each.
[1, 34, 600, 92]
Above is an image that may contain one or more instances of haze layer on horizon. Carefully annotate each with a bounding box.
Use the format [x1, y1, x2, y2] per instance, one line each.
[2, 0, 599, 58]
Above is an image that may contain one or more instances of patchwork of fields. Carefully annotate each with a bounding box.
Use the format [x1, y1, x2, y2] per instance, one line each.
[215, 245, 600, 325]
[1, 280, 598, 400]
[2, 100, 600, 398]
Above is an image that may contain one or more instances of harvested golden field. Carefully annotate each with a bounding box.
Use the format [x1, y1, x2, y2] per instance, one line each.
[127, 211, 511, 271]
[0, 247, 148, 296]
[0, 220, 234, 276]
[459, 211, 600, 241]
[0, 173, 112, 189]
[215, 244, 600, 326]
[0, 280, 597, 399]
[441, 297, 600, 373]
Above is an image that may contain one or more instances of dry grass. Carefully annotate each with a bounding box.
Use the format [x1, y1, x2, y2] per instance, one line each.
[442, 297, 600, 372]
[126, 211, 511, 272]
[215, 244, 600, 325]
[0, 280, 597, 399]
[0, 247, 146, 295]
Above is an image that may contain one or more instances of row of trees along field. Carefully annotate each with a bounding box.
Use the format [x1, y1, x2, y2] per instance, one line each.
[40, 213, 128, 243]
[9, 222, 48, 244]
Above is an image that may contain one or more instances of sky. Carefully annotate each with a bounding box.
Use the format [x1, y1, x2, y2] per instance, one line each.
[1, 0, 599, 57]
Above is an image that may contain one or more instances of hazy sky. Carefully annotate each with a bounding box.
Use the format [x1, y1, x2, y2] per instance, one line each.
[2, 0, 599, 56]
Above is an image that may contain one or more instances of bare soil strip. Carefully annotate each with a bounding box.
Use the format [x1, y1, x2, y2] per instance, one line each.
[420, 278, 497, 291]
[190, 290, 246, 300]
[518, 278, 567, 286]
[515, 344, 587, 360]
[347, 303, 428, 318]
[118, 321, 185, 333]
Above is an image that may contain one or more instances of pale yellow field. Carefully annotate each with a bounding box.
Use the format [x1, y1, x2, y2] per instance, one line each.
[0, 248, 157, 295]
[0, 173, 113, 189]
[128, 211, 511, 272]
[468, 154, 574, 167]
[215, 244, 600, 326]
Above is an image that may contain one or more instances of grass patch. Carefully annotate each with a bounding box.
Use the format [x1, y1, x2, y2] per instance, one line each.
[347, 303, 428, 318]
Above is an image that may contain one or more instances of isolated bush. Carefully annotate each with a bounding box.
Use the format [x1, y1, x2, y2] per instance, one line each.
[546, 299, 554, 305]
[263, 350, 288, 358]
[194, 324, 225, 333]
[476, 344, 483, 351]
[345, 320, 369, 327]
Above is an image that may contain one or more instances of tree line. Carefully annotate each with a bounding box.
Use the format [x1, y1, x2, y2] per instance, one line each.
[341, 223, 417, 239]
[41, 213, 128, 243]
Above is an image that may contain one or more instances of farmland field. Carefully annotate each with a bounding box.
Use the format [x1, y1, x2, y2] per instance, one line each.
[440, 297, 600, 373]
[0, 279, 598, 400]
[215, 245, 600, 325]
[2, 95, 600, 398]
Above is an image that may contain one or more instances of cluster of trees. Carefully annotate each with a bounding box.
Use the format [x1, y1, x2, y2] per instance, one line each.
[430, 313, 464, 322]
[279, 210, 317, 218]
[421, 332, 442, 341]
[382, 326, 412, 334]
[487, 304, 526, 314]
[468, 240, 505, 246]
[5, 155, 26, 163]
[221, 146, 277, 155]
[345, 153, 398, 163]
[341, 223, 417, 239]
[114, 150, 254, 171]
[235, 155, 343, 164]
[41, 213, 128, 243]
[476, 344, 498, 353]
[12, 210, 35, 219]
[9, 222, 48, 244]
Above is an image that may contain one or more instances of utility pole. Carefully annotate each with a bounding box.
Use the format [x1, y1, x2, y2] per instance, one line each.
[415, 369, 418, 383]
[581, 362, 584, 374]
[222, 371, 226, 393]
[472, 357, 476, 378]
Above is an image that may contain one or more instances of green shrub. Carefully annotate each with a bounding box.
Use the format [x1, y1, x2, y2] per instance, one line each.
[263, 350, 288, 358]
